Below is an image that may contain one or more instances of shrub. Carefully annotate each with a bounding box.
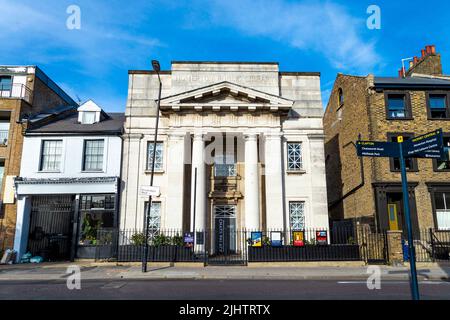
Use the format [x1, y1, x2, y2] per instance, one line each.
[131, 233, 146, 246]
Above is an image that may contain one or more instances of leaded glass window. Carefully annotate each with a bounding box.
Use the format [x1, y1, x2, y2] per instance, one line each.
[144, 202, 161, 233]
[40, 140, 63, 171]
[147, 142, 163, 171]
[287, 143, 303, 171]
[214, 205, 236, 218]
[289, 201, 305, 230]
[83, 140, 104, 171]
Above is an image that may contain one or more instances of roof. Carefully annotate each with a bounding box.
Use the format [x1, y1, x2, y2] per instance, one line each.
[27, 112, 125, 135]
[374, 76, 450, 89]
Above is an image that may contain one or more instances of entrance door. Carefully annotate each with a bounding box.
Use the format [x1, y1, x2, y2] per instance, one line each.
[207, 204, 247, 265]
[214, 205, 237, 254]
[387, 193, 404, 233]
[27, 195, 74, 261]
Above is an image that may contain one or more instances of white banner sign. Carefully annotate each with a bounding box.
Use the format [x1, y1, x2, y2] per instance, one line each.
[139, 186, 160, 197]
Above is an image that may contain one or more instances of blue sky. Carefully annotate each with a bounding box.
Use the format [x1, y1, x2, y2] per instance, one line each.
[1, 0, 449, 111]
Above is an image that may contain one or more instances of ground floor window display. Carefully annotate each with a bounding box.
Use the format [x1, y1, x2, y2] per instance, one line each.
[78, 195, 116, 246]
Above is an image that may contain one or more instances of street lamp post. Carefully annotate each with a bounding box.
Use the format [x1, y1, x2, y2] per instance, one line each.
[142, 60, 162, 273]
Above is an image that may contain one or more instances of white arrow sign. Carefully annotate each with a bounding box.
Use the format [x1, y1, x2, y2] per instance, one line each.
[139, 186, 160, 197]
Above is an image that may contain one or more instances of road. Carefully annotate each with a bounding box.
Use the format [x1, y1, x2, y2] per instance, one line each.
[0, 279, 449, 300]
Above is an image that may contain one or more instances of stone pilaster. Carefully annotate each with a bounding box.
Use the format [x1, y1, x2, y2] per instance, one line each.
[244, 133, 260, 230]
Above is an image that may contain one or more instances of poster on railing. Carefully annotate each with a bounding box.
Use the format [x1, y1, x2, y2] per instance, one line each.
[316, 230, 328, 245]
[251, 232, 262, 247]
[293, 230, 305, 247]
[183, 232, 194, 248]
[271, 231, 282, 247]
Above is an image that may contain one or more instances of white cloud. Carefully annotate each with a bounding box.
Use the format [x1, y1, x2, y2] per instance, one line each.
[206, 0, 380, 73]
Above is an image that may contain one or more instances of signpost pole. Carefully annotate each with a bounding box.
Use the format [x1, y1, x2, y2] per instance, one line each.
[398, 136, 420, 300]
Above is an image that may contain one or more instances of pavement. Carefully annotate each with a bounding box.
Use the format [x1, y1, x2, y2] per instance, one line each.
[0, 261, 449, 282]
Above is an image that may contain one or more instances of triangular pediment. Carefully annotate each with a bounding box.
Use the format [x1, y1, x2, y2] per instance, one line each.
[160, 81, 293, 112]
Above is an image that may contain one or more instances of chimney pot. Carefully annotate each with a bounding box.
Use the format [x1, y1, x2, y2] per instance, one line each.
[421, 49, 426, 57]
[426, 45, 432, 54]
[431, 45, 436, 54]
[398, 68, 404, 78]
[413, 56, 418, 64]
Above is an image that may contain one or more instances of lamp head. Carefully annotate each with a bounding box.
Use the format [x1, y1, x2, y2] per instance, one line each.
[151, 60, 161, 72]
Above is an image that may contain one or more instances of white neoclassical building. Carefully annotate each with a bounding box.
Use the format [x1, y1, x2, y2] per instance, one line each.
[120, 61, 329, 249]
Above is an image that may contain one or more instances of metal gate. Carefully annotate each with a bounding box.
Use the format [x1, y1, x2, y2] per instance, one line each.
[205, 228, 248, 265]
[27, 195, 75, 261]
[365, 232, 388, 264]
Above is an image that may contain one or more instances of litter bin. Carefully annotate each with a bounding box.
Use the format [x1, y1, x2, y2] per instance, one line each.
[402, 239, 409, 262]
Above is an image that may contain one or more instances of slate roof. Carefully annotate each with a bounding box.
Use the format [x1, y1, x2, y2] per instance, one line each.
[374, 76, 450, 89]
[27, 111, 125, 135]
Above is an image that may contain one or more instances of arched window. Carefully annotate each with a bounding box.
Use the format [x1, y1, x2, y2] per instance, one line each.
[338, 88, 344, 107]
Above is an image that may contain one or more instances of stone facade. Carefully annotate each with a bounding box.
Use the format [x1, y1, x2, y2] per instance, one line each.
[0, 66, 75, 252]
[121, 62, 329, 249]
[324, 46, 450, 233]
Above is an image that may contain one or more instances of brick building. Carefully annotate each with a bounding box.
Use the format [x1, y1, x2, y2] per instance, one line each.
[0, 66, 75, 252]
[324, 45, 450, 234]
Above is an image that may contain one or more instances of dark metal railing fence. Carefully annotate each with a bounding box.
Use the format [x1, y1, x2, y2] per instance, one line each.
[95, 226, 363, 263]
[410, 229, 450, 262]
[245, 227, 361, 262]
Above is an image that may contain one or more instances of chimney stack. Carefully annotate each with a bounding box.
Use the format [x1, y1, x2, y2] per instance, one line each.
[401, 44, 442, 77]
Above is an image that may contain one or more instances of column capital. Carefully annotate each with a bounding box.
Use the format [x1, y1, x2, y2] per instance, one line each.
[264, 132, 283, 140]
[168, 132, 186, 141]
[122, 133, 144, 140]
[244, 133, 258, 141]
[193, 132, 206, 141]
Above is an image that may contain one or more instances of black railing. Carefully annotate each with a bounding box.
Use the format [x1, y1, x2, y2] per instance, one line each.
[114, 228, 205, 262]
[95, 226, 363, 263]
[411, 229, 450, 262]
[246, 227, 360, 262]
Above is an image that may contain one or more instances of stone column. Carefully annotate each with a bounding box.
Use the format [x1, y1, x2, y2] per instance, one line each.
[190, 133, 206, 232]
[387, 230, 404, 266]
[244, 133, 260, 230]
[165, 132, 186, 230]
[264, 133, 284, 230]
[120, 133, 143, 230]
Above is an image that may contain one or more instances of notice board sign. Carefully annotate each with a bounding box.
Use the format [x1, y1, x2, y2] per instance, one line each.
[292, 230, 305, 247]
[183, 232, 194, 248]
[251, 232, 262, 247]
[271, 231, 282, 247]
[316, 230, 328, 245]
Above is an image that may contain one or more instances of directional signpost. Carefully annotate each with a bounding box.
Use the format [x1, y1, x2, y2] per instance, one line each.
[356, 129, 445, 301]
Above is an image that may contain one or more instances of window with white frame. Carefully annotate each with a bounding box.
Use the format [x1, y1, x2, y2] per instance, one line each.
[144, 202, 161, 234]
[434, 192, 450, 230]
[81, 111, 97, 124]
[289, 201, 305, 230]
[83, 139, 104, 171]
[287, 142, 303, 171]
[40, 140, 63, 171]
[147, 142, 163, 171]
